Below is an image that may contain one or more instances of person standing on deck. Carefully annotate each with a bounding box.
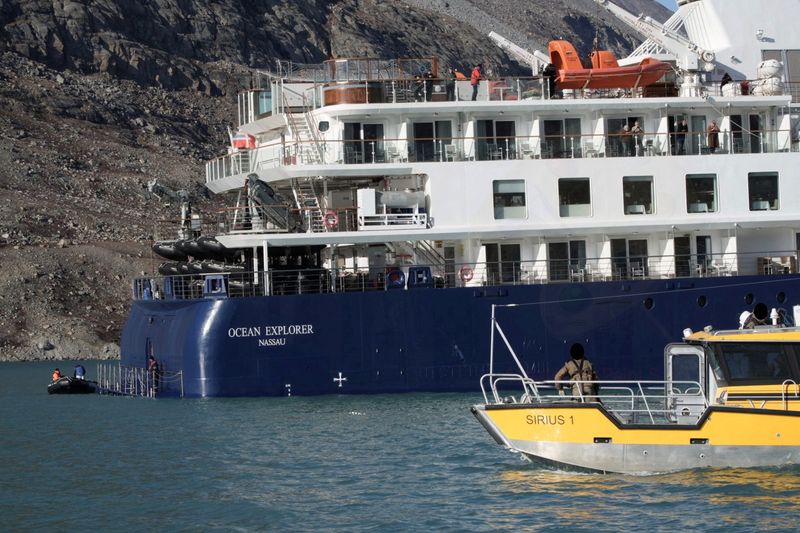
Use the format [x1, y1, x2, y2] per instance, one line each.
[470, 64, 482, 101]
[675, 118, 688, 155]
[707, 120, 721, 153]
[444, 67, 456, 101]
[554, 343, 599, 402]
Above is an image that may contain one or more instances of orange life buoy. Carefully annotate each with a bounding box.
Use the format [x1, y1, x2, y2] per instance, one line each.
[459, 266, 474, 283]
[323, 210, 339, 229]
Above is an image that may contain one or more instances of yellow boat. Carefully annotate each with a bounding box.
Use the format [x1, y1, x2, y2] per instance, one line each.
[472, 304, 800, 474]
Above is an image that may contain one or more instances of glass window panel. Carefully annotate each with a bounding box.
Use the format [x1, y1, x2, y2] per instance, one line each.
[686, 174, 717, 213]
[623, 175, 654, 215]
[493, 179, 526, 219]
[558, 178, 591, 217]
[748, 172, 779, 210]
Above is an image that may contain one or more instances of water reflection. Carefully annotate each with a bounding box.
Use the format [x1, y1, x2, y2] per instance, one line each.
[492, 464, 800, 531]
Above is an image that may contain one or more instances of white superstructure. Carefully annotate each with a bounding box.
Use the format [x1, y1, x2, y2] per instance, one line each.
[200, 0, 800, 289]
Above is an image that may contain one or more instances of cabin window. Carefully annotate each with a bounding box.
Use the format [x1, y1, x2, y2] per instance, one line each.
[483, 243, 521, 284]
[542, 118, 581, 158]
[318, 121, 330, 132]
[411, 120, 452, 162]
[548, 240, 586, 281]
[748, 172, 779, 210]
[685, 174, 717, 213]
[558, 178, 591, 217]
[623, 176, 654, 215]
[476, 120, 516, 160]
[611, 238, 648, 279]
[344, 122, 385, 163]
[493, 180, 526, 219]
[715, 342, 796, 384]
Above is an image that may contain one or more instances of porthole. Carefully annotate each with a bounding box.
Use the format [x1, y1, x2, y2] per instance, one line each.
[318, 121, 330, 132]
[778, 291, 787, 303]
[643, 297, 654, 310]
[744, 293, 754, 305]
[697, 295, 707, 308]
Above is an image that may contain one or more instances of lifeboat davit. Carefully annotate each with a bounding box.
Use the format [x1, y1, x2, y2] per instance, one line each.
[549, 40, 670, 90]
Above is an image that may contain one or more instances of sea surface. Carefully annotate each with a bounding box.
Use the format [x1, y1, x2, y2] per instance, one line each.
[2, 361, 800, 532]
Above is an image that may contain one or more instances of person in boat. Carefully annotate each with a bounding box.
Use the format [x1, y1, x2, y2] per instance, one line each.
[554, 343, 599, 402]
[444, 67, 456, 101]
[470, 63, 482, 101]
[707, 120, 721, 153]
[630, 121, 644, 156]
[73, 364, 86, 380]
[675, 118, 689, 155]
[424, 70, 435, 102]
[51, 368, 62, 382]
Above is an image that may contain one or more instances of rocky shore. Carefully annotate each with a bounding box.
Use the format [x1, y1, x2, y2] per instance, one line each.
[0, 0, 667, 361]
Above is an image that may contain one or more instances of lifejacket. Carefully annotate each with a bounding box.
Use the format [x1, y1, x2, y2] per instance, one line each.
[565, 359, 596, 393]
[52, 370, 62, 381]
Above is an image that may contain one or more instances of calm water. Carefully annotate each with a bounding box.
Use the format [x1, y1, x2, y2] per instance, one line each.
[2, 362, 800, 532]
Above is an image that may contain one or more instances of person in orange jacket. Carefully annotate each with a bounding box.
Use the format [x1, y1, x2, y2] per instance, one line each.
[51, 368, 62, 382]
[470, 63, 482, 101]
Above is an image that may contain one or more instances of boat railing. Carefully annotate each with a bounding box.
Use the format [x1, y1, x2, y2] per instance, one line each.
[96, 362, 184, 398]
[136, 249, 800, 301]
[480, 373, 708, 425]
[205, 126, 797, 183]
[783, 379, 800, 410]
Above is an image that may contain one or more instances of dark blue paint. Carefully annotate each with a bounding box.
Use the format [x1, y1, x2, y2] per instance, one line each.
[120, 274, 800, 397]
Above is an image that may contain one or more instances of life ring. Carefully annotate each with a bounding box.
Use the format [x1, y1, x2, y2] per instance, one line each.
[323, 210, 339, 229]
[386, 269, 406, 288]
[459, 266, 474, 283]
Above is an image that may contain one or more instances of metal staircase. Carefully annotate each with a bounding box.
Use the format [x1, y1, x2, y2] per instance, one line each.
[292, 178, 326, 233]
[387, 241, 447, 274]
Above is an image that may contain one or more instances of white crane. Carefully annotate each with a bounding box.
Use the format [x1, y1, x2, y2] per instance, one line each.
[593, 0, 715, 73]
[488, 31, 551, 75]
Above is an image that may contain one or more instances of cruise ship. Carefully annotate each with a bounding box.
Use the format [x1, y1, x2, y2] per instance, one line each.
[121, 0, 800, 397]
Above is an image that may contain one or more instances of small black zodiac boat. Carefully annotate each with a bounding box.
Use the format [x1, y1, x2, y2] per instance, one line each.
[47, 377, 98, 395]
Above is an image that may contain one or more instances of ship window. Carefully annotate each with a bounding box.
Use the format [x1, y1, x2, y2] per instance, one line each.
[548, 241, 586, 281]
[623, 175, 654, 215]
[412, 120, 452, 162]
[542, 118, 581, 159]
[483, 243, 521, 284]
[748, 172, 779, 210]
[318, 121, 330, 132]
[344, 122, 384, 164]
[685, 174, 717, 213]
[476, 120, 516, 160]
[715, 342, 795, 384]
[611, 238, 648, 279]
[493, 180, 526, 219]
[558, 178, 591, 217]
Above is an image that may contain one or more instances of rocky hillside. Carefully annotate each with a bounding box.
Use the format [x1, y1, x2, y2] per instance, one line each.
[0, 0, 670, 362]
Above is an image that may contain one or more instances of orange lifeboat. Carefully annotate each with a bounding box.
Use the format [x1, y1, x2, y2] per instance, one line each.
[548, 40, 670, 90]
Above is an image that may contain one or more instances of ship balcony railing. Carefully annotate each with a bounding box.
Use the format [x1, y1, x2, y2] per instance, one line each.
[204, 128, 798, 183]
[135, 250, 799, 302]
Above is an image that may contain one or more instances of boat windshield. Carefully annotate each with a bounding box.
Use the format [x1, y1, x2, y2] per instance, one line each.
[712, 342, 799, 386]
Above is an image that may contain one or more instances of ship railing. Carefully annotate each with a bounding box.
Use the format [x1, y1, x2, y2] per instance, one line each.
[480, 373, 708, 425]
[205, 126, 797, 183]
[136, 249, 800, 301]
[96, 362, 184, 398]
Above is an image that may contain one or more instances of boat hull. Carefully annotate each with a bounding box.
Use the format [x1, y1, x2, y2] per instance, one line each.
[47, 377, 98, 395]
[472, 404, 800, 473]
[120, 273, 800, 397]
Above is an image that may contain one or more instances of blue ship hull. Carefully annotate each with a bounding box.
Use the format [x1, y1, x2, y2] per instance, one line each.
[120, 274, 800, 397]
